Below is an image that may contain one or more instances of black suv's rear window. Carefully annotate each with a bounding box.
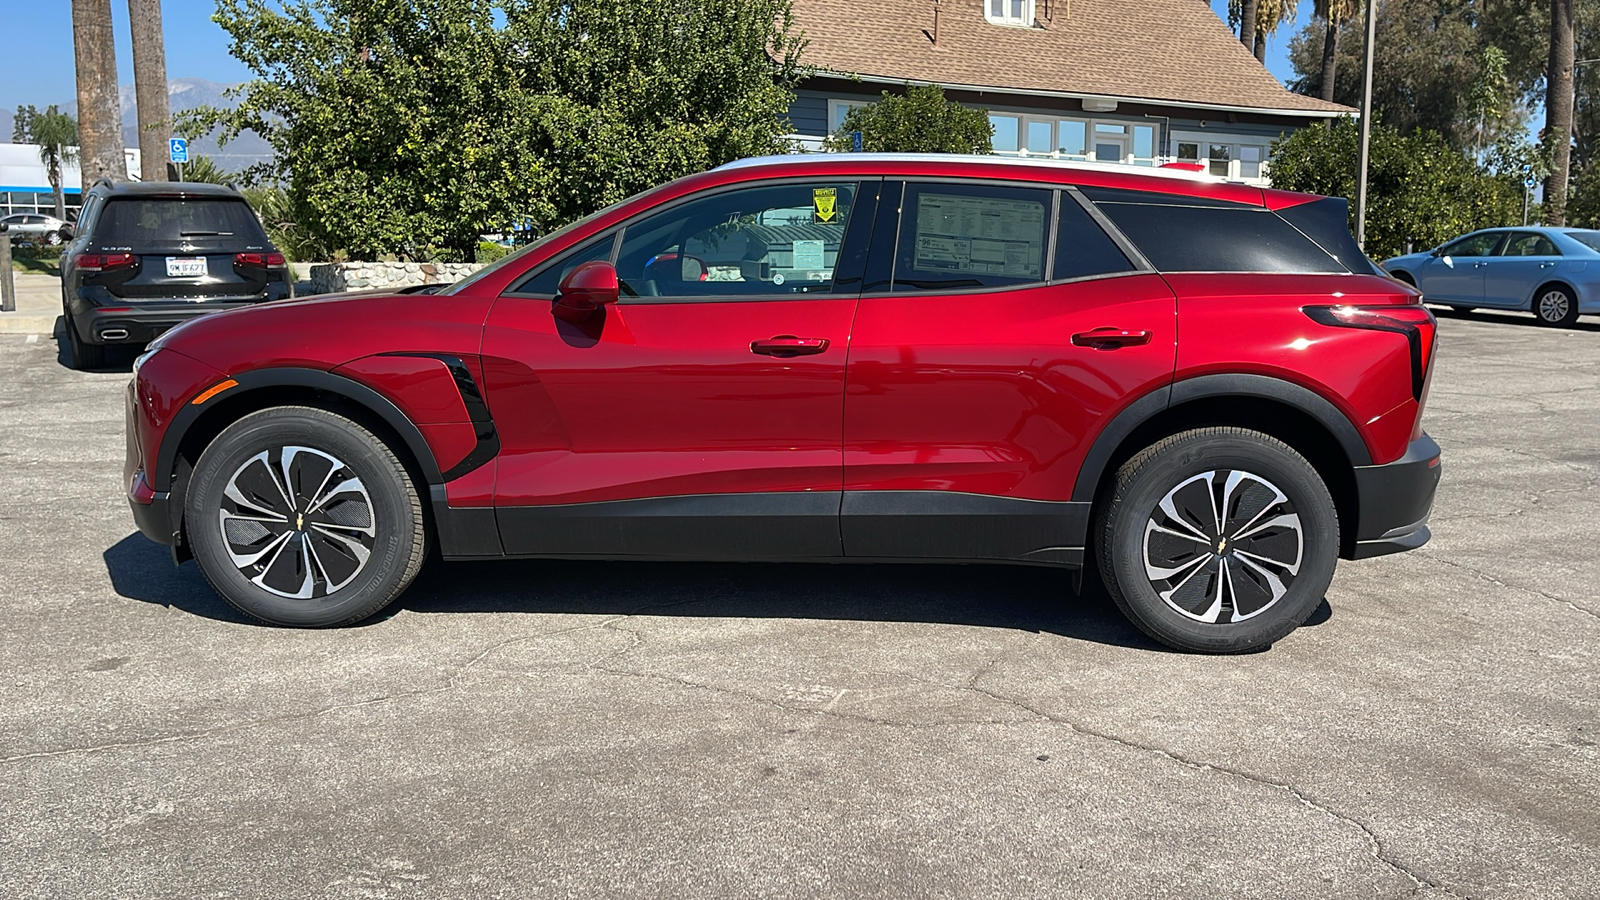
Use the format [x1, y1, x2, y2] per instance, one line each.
[98, 198, 266, 244]
[1081, 187, 1347, 274]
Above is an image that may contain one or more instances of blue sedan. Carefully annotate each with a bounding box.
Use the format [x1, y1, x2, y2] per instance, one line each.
[1381, 227, 1600, 327]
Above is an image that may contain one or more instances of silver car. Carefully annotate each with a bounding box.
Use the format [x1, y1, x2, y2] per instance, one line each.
[0, 212, 70, 246]
[1380, 227, 1600, 327]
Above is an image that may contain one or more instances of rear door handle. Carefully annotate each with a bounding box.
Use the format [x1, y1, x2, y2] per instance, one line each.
[751, 335, 830, 356]
[1071, 327, 1152, 348]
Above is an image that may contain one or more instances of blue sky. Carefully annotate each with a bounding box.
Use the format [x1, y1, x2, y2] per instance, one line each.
[2, 0, 1306, 112]
[1, 0, 252, 111]
[1208, 0, 1308, 86]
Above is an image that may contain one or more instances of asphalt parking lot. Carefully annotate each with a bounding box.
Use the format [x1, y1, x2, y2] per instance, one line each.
[1, 309, 1597, 899]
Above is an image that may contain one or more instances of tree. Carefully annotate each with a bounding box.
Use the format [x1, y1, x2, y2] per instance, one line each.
[1233, 0, 1297, 64]
[1313, 0, 1359, 102]
[1238, 0, 1260, 58]
[187, 0, 807, 261]
[1468, 46, 1512, 157]
[822, 85, 992, 154]
[1269, 117, 1521, 258]
[1545, 0, 1576, 225]
[71, 0, 128, 188]
[12, 106, 78, 221]
[128, 0, 172, 182]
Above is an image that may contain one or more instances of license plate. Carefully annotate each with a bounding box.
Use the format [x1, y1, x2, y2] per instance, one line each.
[166, 257, 207, 277]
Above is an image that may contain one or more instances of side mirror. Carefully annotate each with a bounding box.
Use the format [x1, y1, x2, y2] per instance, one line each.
[1429, 247, 1444, 258]
[552, 260, 620, 323]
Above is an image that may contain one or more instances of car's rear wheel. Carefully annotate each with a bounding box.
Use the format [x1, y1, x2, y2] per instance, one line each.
[185, 406, 427, 627]
[64, 308, 104, 370]
[1095, 428, 1340, 653]
[1534, 286, 1580, 327]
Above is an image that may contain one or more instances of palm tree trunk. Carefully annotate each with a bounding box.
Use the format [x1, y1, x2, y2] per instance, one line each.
[1254, 29, 1267, 63]
[128, 0, 171, 182]
[1546, 0, 1576, 225]
[1240, 0, 1260, 55]
[71, 0, 128, 188]
[49, 152, 66, 221]
[1319, 16, 1340, 102]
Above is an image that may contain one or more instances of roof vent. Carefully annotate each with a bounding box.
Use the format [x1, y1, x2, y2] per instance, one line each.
[1082, 98, 1118, 113]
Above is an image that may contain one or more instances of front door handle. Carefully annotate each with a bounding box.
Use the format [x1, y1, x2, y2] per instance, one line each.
[1072, 327, 1153, 349]
[751, 335, 830, 356]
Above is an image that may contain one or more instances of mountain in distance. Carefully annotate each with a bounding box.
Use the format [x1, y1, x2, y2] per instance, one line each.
[5, 77, 274, 172]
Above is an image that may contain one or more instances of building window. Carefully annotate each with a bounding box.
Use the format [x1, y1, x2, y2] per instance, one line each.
[1173, 136, 1272, 182]
[986, 0, 1033, 26]
[990, 115, 1020, 153]
[828, 99, 865, 134]
[986, 114, 1158, 167]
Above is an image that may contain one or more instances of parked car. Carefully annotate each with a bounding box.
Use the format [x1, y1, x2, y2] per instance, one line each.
[126, 154, 1441, 653]
[59, 180, 291, 369]
[0, 212, 70, 245]
[1381, 226, 1600, 327]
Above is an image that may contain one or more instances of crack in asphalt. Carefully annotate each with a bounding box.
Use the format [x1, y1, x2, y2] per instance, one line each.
[959, 661, 1465, 899]
[1416, 556, 1600, 624]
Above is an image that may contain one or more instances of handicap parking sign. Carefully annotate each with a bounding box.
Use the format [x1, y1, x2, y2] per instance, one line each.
[169, 138, 188, 164]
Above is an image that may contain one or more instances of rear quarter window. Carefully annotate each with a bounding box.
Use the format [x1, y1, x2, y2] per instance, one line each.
[1082, 187, 1347, 274]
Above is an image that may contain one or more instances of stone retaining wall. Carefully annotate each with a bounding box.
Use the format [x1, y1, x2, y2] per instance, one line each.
[307, 261, 484, 295]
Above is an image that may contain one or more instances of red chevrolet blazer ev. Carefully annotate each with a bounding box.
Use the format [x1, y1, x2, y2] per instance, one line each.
[125, 154, 1441, 653]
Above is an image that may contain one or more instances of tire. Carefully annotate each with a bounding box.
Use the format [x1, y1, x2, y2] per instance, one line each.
[185, 406, 427, 627]
[1095, 428, 1340, 653]
[1534, 285, 1580, 327]
[65, 309, 105, 370]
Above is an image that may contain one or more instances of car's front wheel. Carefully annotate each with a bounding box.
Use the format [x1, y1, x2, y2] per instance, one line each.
[1095, 428, 1340, 653]
[185, 406, 427, 627]
[1534, 285, 1580, 327]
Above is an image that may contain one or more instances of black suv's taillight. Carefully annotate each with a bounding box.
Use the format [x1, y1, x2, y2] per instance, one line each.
[234, 251, 286, 268]
[75, 252, 138, 273]
[1304, 304, 1437, 401]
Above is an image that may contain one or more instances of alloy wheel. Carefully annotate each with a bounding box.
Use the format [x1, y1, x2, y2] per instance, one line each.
[1141, 469, 1304, 625]
[1539, 290, 1570, 323]
[217, 446, 376, 599]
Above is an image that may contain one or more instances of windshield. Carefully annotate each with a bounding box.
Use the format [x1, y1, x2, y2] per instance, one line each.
[444, 184, 673, 295]
[1564, 231, 1600, 253]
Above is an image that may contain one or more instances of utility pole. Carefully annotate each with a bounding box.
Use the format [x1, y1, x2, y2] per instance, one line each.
[1353, 0, 1378, 249]
[129, 0, 171, 183]
[71, 0, 128, 189]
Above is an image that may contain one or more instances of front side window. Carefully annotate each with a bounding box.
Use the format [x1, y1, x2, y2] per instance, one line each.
[1440, 232, 1503, 258]
[1500, 232, 1560, 257]
[892, 182, 1050, 291]
[616, 182, 860, 299]
[505, 233, 615, 296]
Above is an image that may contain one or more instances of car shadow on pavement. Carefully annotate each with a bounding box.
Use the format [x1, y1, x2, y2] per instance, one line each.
[103, 533, 1332, 651]
[52, 316, 140, 372]
[1429, 307, 1600, 332]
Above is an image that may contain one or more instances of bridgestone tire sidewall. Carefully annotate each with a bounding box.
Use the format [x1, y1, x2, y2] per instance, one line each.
[186, 408, 419, 627]
[1105, 432, 1339, 653]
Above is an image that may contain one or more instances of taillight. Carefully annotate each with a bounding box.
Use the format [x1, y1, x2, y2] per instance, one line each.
[75, 252, 137, 273]
[234, 251, 287, 268]
[1303, 304, 1437, 401]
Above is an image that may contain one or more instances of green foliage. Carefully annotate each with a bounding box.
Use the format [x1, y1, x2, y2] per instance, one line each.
[1268, 118, 1522, 259]
[822, 85, 993, 154]
[1564, 165, 1600, 228]
[241, 183, 328, 263]
[182, 0, 807, 262]
[476, 241, 511, 264]
[12, 105, 78, 219]
[174, 155, 235, 185]
[8, 245, 62, 275]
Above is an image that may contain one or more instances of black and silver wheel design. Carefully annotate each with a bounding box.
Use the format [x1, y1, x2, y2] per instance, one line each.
[1535, 286, 1579, 327]
[1142, 469, 1303, 625]
[186, 406, 427, 627]
[218, 447, 376, 599]
[1097, 428, 1339, 653]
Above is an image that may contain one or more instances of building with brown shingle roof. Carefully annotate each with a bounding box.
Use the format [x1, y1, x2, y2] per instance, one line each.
[785, 0, 1355, 185]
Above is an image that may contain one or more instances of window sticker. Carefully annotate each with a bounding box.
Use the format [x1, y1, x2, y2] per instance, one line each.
[813, 188, 837, 224]
[912, 193, 1044, 279]
[792, 239, 825, 269]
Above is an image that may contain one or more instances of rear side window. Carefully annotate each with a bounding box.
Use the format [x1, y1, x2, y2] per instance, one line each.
[1500, 232, 1560, 256]
[1055, 193, 1135, 281]
[1083, 188, 1346, 274]
[893, 182, 1050, 291]
[97, 198, 266, 243]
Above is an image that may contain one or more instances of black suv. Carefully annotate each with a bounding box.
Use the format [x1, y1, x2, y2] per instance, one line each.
[60, 180, 290, 368]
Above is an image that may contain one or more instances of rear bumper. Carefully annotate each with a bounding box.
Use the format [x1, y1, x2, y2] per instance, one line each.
[70, 285, 289, 345]
[1349, 434, 1442, 560]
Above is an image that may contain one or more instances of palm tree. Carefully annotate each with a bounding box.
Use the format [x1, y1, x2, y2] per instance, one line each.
[1313, 0, 1360, 102]
[12, 106, 78, 221]
[1231, 0, 1295, 65]
[1238, 0, 1260, 56]
[71, 0, 128, 188]
[1546, 0, 1576, 225]
[128, 0, 171, 182]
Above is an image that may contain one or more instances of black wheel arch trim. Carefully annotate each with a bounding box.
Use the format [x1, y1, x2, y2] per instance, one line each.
[1070, 373, 1372, 503]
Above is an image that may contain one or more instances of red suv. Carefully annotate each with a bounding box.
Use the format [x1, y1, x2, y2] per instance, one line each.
[125, 155, 1440, 652]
